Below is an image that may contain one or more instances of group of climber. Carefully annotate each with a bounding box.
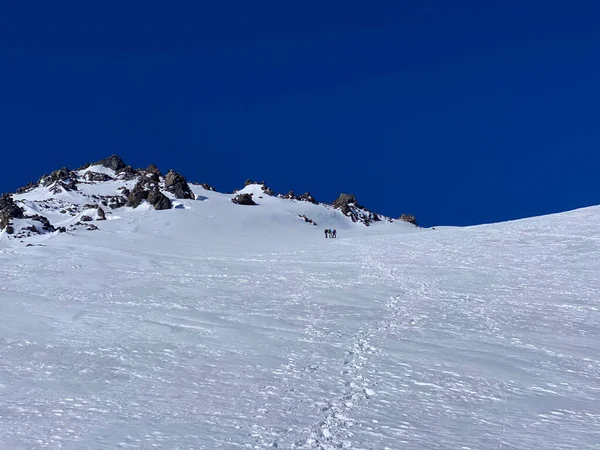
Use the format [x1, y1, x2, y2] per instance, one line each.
[324, 228, 337, 239]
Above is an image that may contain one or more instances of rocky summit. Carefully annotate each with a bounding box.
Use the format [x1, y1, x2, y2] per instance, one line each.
[0, 155, 417, 240]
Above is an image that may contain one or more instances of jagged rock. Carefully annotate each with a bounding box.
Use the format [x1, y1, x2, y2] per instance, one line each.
[94, 154, 127, 171]
[201, 183, 216, 191]
[25, 214, 55, 232]
[298, 192, 317, 204]
[261, 185, 276, 196]
[127, 188, 149, 208]
[75, 162, 91, 171]
[83, 171, 113, 182]
[399, 214, 418, 226]
[231, 193, 256, 206]
[86, 224, 99, 231]
[40, 167, 76, 188]
[284, 190, 295, 200]
[97, 207, 106, 221]
[299, 214, 318, 226]
[146, 164, 162, 177]
[5, 225, 14, 234]
[80, 215, 93, 222]
[57, 226, 66, 233]
[148, 190, 172, 210]
[164, 170, 194, 199]
[16, 182, 36, 194]
[332, 193, 359, 215]
[127, 172, 161, 208]
[116, 165, 138, 180]
[0, 194, 24, 230]
[83, 204, 97, 210]
[244, 179, 254, 186]
[331, 193, 379, 226]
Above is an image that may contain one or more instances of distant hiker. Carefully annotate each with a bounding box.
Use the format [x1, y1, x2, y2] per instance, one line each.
[332, 229, 337, 239]
[324, 229, 329, 238]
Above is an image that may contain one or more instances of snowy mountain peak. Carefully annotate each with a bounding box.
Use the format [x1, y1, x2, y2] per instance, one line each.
[0, 155, 418, 241]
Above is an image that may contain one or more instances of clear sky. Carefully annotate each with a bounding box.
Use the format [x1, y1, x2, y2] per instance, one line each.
[2, 1, 599, 226]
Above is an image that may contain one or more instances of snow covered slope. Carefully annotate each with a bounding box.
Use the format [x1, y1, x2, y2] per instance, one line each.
[0, 159, 599, 448]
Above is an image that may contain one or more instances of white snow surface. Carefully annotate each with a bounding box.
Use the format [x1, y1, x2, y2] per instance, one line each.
[1, 189, 599, 449]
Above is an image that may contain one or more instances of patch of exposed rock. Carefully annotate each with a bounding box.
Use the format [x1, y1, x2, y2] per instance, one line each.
[299, 214, 317, 226]
[94, 154, 127, 171]
[232, 193, 256, 206]
[164, 170, 194, 199]
[0, 194, 25, 231]
[399, 214, 418, 226]
[127, 171, 172, 210]
[332, 193, 380, 226]
[83, 171, 113, 182]
[97, 206, 106, 221]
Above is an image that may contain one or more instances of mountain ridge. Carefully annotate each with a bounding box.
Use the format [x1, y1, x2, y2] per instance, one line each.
[0, 154, 418, 241]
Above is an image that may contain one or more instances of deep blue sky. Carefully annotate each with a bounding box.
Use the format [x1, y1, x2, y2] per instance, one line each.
[2, 1, 599, 226]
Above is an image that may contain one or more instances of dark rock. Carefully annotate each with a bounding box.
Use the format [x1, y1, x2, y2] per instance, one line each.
[25, 214, 55, 232]
[231, 193, 256, 206]
[244, 179, 254, 186]
[127, 172, 160, 208]
[58, 226, 66, 233]
[284, 190, 296, 200]
[83, 204, 97, 210]
[399, 214, 418, 226]
[116, 165, 138, 180]
[83, 171, 113, 182]
[80, 215, 93, 222]
[0, 194, 25, 230]
[40, 167, 76, 188]
[94, 154, 127, 171]
[5, 224, 14, 234]
[164, 170, 194, 199]
[298, 192, 317, 204]
[147, 190, 172, 210]
[299, 214, 318, 226]
[97, 207, 106, 221]
[201, 183, 216, 191]
[16, 182, 36, 194]
[127, 188, 149, 208]
[86, 224, 99, 231]
[261, 185, 276, 196]
[146, 164, 162, 177]
[332, 193, 359, 214]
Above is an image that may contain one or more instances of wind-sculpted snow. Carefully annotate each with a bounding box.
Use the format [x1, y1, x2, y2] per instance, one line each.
[0, 205, 599, 448]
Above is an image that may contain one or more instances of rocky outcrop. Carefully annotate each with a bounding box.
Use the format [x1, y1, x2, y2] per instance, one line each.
[97, 206, 106, 221]
[40, 167, 77, 188]
[25, 214, 56, 232]
[299, 214, 317, 226]
[298, 192, 317, 204]
[94, 154, 127, 171]
[231, 193, 256, 206]
[283, 190, 317, 203]
[147, 190, 172, 210]
[127, 171, 172, 210]
[83, 171, 113, 182]
[146, 164, 162, 177]
[116, 165, 138, 180]
[399, 214, 418, 226]
[0, 194, 24, 230]
[332, 194, 359, 215]
[200, 183, 216, 192]
[16, 182, 36, 194]
[164, 170, 194, 199]
[331, 193, 380, 226]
